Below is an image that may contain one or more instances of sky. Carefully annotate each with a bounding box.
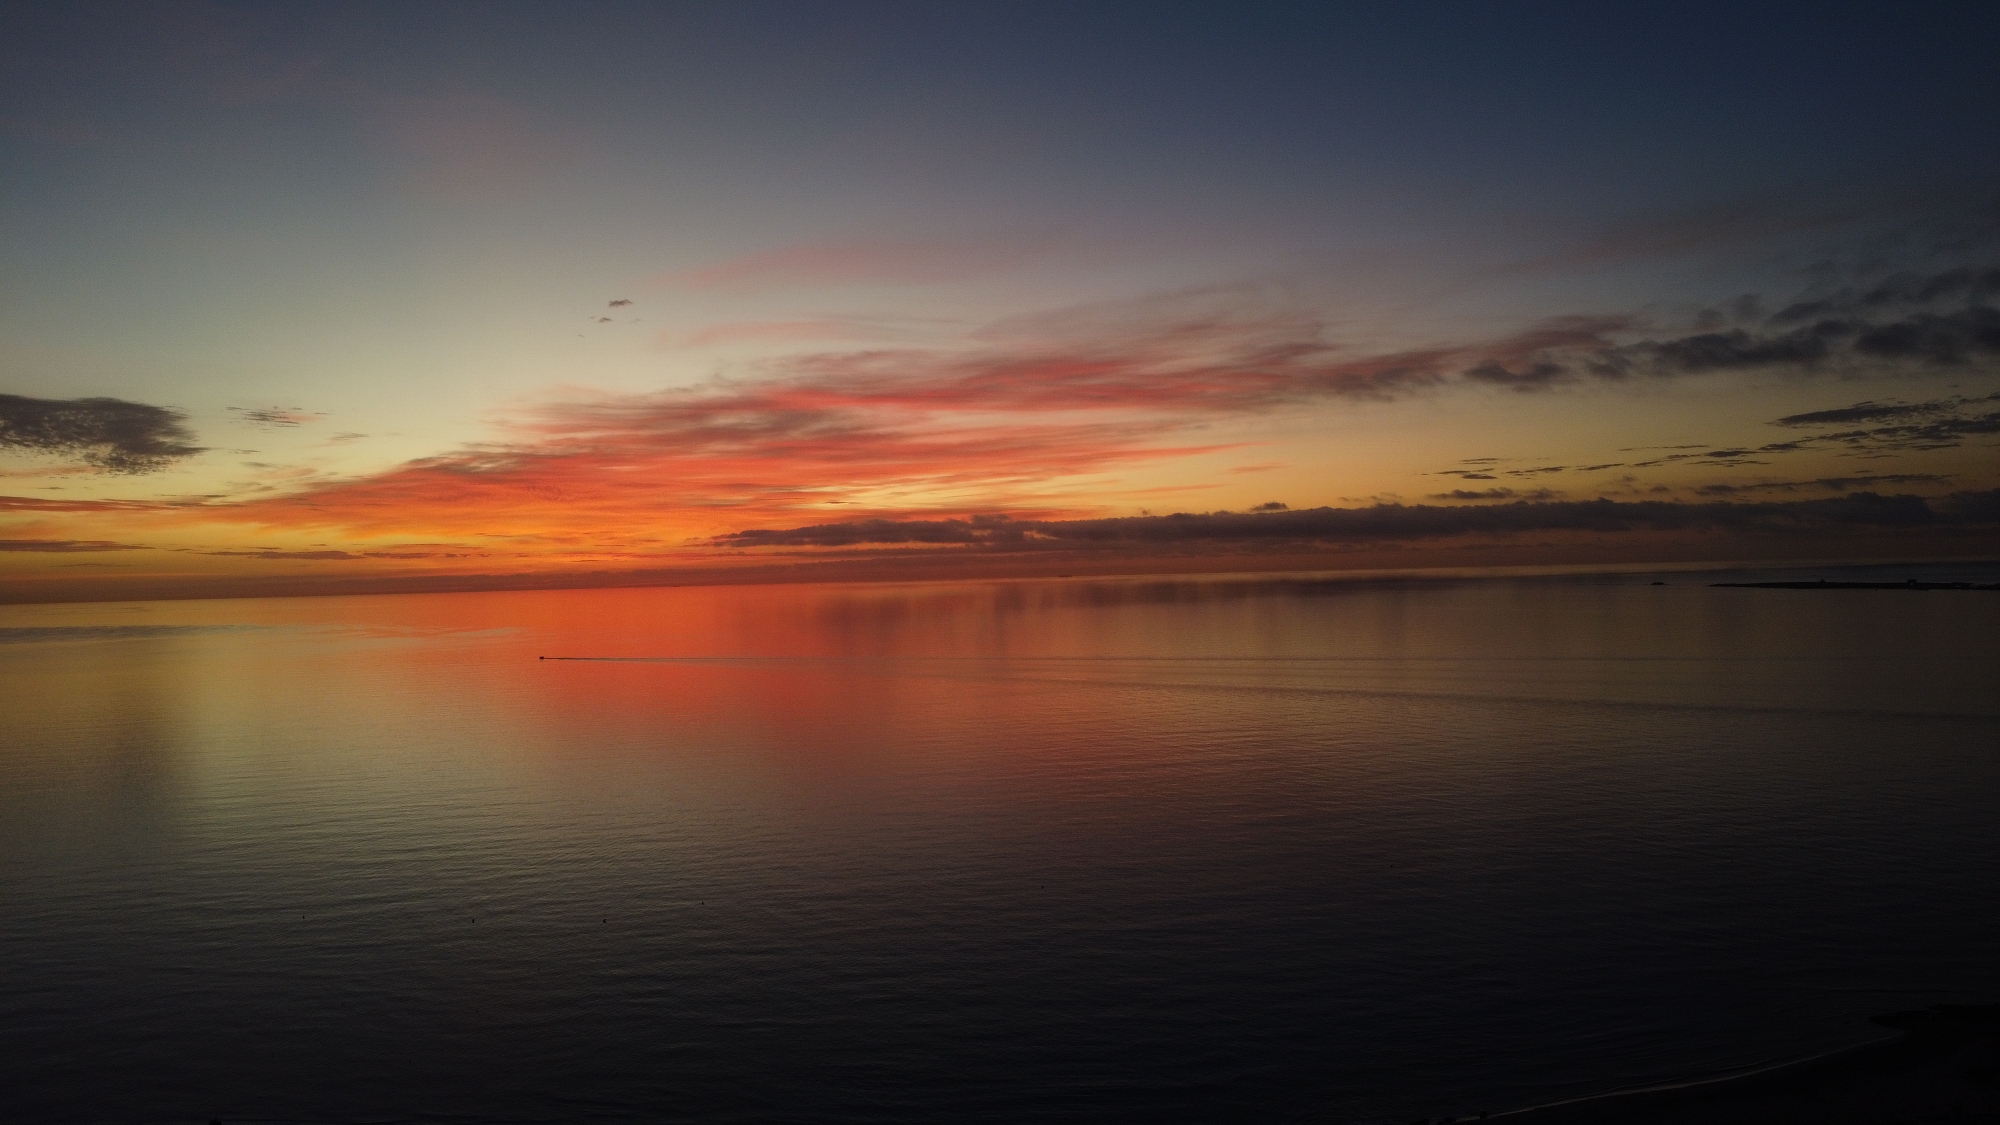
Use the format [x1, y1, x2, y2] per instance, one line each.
[4, 1, 1998, 602]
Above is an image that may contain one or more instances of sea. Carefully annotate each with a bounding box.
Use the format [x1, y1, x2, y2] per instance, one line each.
[3, 563, 1997, 1124]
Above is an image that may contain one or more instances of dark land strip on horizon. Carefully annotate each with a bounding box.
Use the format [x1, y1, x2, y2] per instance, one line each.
[1711, 580, 2000, 590]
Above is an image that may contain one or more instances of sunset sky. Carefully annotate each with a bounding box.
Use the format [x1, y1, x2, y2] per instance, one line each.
[4, 1, 1998, 601]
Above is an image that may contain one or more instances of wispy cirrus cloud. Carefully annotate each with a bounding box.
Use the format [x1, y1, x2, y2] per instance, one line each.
[375, 88, 575, 201]
[1493, 201, 1873, 276]
[653, 237, 1049, 293]
[672, 317, 930, 348]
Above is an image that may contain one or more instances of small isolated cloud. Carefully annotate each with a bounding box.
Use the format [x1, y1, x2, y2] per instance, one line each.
[0, 538, 151, 552]
[608, 299, 633, 308]
[593, 316, 614, 323]
[0, 394, 203, 473]
[232, 406, 324, 427]
[1427, 488, 1517, 500]
[1249, 501, 1289, 512]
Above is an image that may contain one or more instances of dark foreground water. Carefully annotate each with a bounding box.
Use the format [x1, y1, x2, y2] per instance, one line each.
[3, 568, 1997, 1124]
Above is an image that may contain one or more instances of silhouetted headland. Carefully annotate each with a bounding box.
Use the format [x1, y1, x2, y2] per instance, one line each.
[1712, 579, 2000, 591]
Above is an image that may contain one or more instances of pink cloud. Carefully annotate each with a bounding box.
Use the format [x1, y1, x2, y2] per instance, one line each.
[22, 297, 1652, 569]
[210, 306, 1628, 544]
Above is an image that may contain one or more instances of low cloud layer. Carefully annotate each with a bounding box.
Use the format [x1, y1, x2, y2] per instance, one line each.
[0, 538, 150, 552]
[0, 394, 204, 473]
[1469, 267, 2000, 391]
[716, 490, 2000, 550]
[1763, 391, 2000, 453]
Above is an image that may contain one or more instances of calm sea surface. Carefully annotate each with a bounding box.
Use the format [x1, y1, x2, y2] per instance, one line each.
[3, 569, 1997, 1124]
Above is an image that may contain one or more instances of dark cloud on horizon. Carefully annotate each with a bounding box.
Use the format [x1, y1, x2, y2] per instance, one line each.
[1464, 265, 2000, 393]
[0, 394, 204, 472]
[1768, 267, 2000, 325]
[1533, 392, 2000, 477]
[1636, 321, 1840, 374]
[1694, 473, 1951, 496]
[1851, 307, 2000, 365]
[1764, 391, 2000, 453]
[716, 490, 2000, 551]
[0, 538, 151, 552]
[1775, 401, 1950, 426]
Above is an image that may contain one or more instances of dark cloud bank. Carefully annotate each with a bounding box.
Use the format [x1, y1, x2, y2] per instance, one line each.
[1458, 267, 2000, 392]
[0, 538, 149, 552]
[0, 394, 202, 472]
[718, 490, 2000, 551]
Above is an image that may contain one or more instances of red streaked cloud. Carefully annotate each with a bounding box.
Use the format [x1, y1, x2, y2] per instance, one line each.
[17, 280, 1988, 599]
[200, 306, 1634, 547]
[18, 304, 1641, 557]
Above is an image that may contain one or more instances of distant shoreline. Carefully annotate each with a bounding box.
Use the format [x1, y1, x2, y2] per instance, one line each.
[1712, 580, 2000, 591]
